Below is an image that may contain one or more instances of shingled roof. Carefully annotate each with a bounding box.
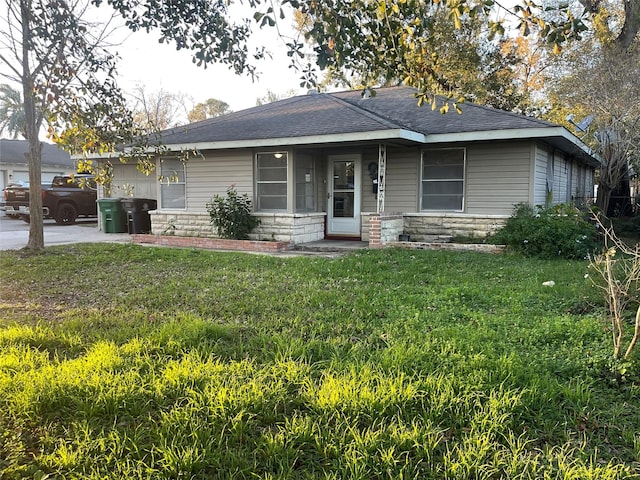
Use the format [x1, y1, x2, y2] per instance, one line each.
[332, 87, 556, 135]
[159, 92, 402, 145]
[0, 139, 75, 168]
[140, 86, 596, 164]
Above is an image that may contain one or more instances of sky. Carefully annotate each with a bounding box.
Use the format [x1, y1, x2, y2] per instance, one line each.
[113, 0, 520, 113]
[1, 1, 521, 126]
[117, 21, 306, 111]
[114, 15, 306, 113]
[0, 1, 307, 126]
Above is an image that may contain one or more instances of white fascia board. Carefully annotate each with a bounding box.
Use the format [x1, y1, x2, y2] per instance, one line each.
[74, 129, 426, 159]
[160, 129, 426, 152]
[424, 126, 597, 159]
[424, 126, 562, 143]
[71, 152, 114, 160]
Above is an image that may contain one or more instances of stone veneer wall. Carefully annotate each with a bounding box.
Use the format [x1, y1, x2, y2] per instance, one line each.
[251, 212, 326, 244]
[148, 210, 326, 245]
[149, 211, 212, 238]
[403, 213, 507, 241]
[363, 212, 506, 245]
[148, 210, 505, 247]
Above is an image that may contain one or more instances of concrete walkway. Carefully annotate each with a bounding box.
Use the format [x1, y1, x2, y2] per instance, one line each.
[0, 218, 130, 250]
[0, 216, 367, 255]
[294, 240, 368, 252]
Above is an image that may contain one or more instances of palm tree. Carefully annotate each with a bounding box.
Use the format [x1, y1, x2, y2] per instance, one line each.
[0, 84, 26, 139]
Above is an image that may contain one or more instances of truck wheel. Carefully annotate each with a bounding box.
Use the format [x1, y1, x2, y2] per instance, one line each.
[54, 203, 77, 225]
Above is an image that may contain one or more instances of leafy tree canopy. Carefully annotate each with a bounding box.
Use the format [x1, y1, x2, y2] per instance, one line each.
[0, 84, 26, 139]
[188, 98, 231, 122]
[273, 0, 638, 106]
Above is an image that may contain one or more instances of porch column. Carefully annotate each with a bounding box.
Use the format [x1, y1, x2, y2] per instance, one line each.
[377, 144, 386, 213]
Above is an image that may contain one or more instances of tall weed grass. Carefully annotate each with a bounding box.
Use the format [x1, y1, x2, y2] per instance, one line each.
[0, 244, 638, 478]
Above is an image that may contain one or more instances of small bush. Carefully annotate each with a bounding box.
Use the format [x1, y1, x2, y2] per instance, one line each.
[489, 203, 600, 259]
[206, 186, 260, 240]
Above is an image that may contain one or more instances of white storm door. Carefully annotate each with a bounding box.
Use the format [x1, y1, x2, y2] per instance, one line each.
[327, 154, 361, 235]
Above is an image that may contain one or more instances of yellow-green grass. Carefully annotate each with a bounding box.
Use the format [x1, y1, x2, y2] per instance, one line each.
[0, 244, 638, 479]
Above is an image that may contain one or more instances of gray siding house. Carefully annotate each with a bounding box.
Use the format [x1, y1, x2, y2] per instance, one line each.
[0, 139, 76, 191]
[97, 86, 598, 246]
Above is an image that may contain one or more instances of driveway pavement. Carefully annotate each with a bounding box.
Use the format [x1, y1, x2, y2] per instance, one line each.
[0, 215, 366, 256]
[0, 215, 131, 250]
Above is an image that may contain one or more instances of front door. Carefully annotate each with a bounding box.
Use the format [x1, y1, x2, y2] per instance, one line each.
[327, 154, 361, 236]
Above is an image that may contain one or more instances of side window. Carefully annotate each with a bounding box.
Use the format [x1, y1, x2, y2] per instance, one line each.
[160, 158, 186, 209]
[256, 152, 288, 211]
[54, 177, 72, 187]
[421, 148, 465, 211]
[295, 154, 315, 212]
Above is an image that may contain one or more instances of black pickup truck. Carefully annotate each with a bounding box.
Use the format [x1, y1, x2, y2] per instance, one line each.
[2, 174, 97, 225]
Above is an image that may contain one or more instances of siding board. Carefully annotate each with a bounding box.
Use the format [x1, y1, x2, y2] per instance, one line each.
[382, 149, 420, 212]
[534, 145, 548, 205]
[553, 151, 569, 204]
[109, 164, 157, 199]
[465, 142, 531, 215]
[359, 148, 419, 213]
[186, 151, 253, 212]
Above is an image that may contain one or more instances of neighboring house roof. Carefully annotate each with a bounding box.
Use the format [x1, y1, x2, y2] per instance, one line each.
[0, 139, 75, 168]
[106, 86, 599, 166]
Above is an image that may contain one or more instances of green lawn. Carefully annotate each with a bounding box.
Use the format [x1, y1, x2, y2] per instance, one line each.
[0, 244, 639, 479]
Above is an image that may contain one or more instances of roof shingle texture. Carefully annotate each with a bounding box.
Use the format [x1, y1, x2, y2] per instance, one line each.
[333, 87, 555, 134]
[0, 139, 74, 167]
[157, 86, 558, 145]
[159, 92, 399, 145]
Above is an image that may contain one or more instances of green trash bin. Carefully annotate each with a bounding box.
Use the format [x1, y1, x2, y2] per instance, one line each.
[97, 198, 127, 233]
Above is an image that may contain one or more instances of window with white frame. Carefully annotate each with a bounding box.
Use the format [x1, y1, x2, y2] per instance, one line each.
[256, 152, 288, 211]
[421, 148, 465, 211]
[159, 158, 186, 209]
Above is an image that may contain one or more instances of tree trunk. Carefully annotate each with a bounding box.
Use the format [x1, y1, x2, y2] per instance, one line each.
[579, 0, 640, 49]
[617, 0, 640, 49]
[25, 135, 44, 251]
[596, 184, 611, 215]
[21, 0, 44, 250]
[607, 173, 632, 217]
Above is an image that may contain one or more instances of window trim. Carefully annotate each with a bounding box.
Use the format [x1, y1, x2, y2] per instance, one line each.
[255, 151, 289, 212]
[420, 147, 466, 212]
[158, 157, 187, 210]
[294, 153, 316, 213]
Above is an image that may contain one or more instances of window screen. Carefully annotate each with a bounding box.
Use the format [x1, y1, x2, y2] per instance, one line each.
[256, 153, 288, 211]
[160, 158, 186, 209]
[421, 149, 465, 211]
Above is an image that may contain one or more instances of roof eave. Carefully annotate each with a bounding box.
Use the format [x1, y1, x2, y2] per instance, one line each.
[79, 129, 426, 159]
[424, 126, 601, 166]
[77, 126, 601, 168]
[163, 129, 427, 152]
